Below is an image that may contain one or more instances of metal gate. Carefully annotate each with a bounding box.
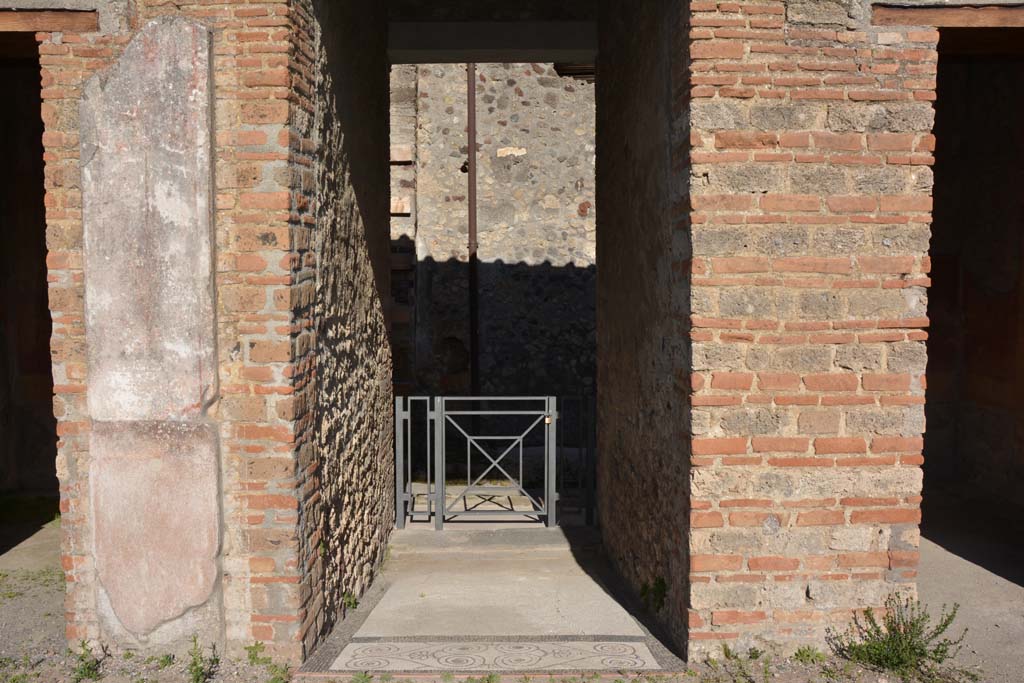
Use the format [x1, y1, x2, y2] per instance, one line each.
[395, 396, 558, 529]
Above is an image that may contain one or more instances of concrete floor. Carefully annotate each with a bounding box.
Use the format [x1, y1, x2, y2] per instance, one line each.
[304, 524, 685, 673]
[917, 492, 1024, 683]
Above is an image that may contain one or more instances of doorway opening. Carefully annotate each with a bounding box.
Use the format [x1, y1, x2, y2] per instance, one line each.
[303, 1, 691, 674]
[389, 60, 597, 529]
[922, 26, 1024, 680]
[0, 32, 59, 559]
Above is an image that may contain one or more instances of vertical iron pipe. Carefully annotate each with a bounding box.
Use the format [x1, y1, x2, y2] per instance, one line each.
[467, 62, 480, 396]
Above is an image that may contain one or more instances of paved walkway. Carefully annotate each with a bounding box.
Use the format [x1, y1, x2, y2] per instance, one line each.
[917, 492, 1024, 683]
[303, 525, 685, 674]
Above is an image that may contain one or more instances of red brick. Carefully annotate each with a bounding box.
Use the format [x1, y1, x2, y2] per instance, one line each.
[814, 437, 867, 454]
[712, 256, 770, 273]
[692, 554, 744, 572]
[752, 437, 809, 452]
[871, 436, 923, 453]
[862, 373, 911, 391]
[774, 257, 851, 274]
[758, 372, 800, 390]
[715, 131, 778, 149]
[838, 552, 889, 568]
[691, 511, 725, 528]
[692, 437, 748, 455]
[797, 509, 845, 526]
[760, 194, 819, 212]
[858, 256, 915, 273]
[711, 372, 755, 390]
[851, 508, 921, 524]
[804, 374, 858, 391]
[712, 610, 767, 625]
[748, 556, 800, 571]
[692, 41, 746, 59]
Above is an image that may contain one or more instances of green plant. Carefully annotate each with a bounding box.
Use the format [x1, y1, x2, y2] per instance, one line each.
[147, 653, 174, 670]
[792, 645, 826, 665]
[342, 592, 359, 610]
[640, 576, 668, 612]
[351, 673, 374, 683]
[186, 635, 219, 683]
[71, 640, 105, 682]
[827, 594, 976, 682]
[266, 662, 291, 683]
[246, 641, 272, 666]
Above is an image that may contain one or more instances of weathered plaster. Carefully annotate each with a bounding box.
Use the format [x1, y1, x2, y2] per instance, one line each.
[80, 16, 221, 645]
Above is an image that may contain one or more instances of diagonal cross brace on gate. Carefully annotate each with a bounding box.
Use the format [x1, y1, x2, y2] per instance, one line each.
[394, 396, 558, 529]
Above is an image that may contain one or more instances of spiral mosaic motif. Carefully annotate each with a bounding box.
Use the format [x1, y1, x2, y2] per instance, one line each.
[331, 640, 660, 672]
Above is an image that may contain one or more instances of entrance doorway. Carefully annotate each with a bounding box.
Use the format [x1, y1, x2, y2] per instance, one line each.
[922, 26, 1024, 682]
[301, 1, 691, 674]
[0, 32, 58, 556]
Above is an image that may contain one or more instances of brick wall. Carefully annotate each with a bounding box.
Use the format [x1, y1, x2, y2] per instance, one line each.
[40, 0, 334, 661]
[685, 0, 936, 654]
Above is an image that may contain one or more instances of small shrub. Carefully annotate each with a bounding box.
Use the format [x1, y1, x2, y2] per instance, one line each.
[266, 662, 291, 683]
[792, 645, 826, 665]
[827, 594, 975, 681]
[71, 641, 105, 682]
[186, 635, 219, 683]
[342, 592, 359, 610]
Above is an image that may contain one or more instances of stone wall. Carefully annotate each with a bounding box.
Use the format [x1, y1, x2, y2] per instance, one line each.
[684, 0, 935, 654]
[389, 62, 596, 398]
[293, 0, 394, 656]
[596, 0, 692, 651]
[926, 46, 1024, 515]
[0, 45, 56, 494]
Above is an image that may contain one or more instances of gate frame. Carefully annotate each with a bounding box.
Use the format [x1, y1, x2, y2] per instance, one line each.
[395, 396, 558, 529]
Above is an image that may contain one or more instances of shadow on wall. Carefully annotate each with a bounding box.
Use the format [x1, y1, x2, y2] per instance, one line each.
[391, 236, 596, 398]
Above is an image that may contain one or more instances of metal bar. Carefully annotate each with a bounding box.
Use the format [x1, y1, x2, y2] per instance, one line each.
[394, 397, 406, 529]
[433, 397, 445, 530]
[443, 410, 549, 415]
[546, 396, 558, 527]
[441, 396, 551, 401]
[467, 62, 480, 397]
[585, 394, 595, 526]
[447, 510, 544, 519]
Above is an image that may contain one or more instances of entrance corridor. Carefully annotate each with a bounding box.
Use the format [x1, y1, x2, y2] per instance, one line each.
[300, 524, 685, 675]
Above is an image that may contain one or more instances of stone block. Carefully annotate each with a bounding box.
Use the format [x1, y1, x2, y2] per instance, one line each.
[80, 17, 216, 422]
[90, 421, 220, 638]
